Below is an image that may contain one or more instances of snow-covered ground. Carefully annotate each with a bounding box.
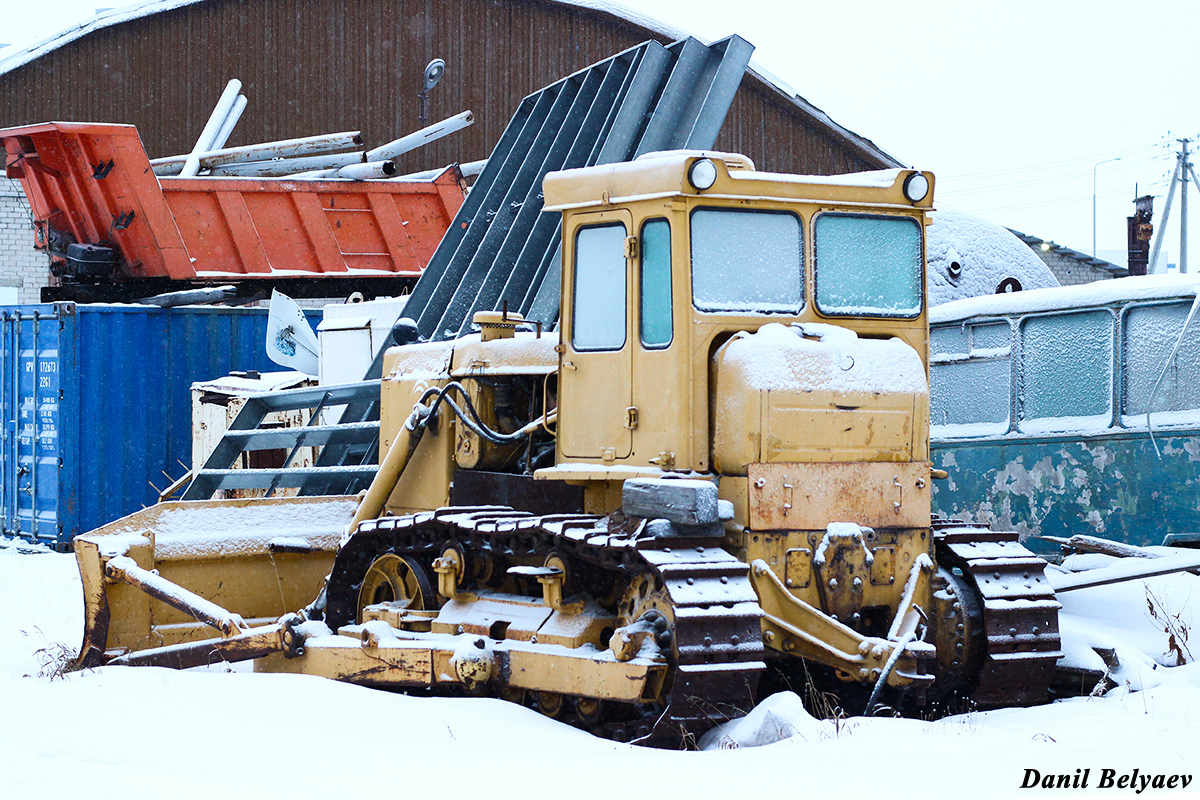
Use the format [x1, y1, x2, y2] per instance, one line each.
[1, 542, 1197, 799]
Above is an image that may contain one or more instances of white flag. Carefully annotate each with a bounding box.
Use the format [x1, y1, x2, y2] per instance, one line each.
[266, 290, 319, 376]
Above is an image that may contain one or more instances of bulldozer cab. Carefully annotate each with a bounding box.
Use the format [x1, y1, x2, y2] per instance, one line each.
[547, 151, 935, 477]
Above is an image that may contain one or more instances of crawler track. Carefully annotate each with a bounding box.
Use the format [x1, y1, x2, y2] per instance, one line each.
[325, 506, 764, 743]
[933, 520, 1063, 707]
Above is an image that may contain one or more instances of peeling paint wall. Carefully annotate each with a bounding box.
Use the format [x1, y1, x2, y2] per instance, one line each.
[931, 285, 1200, 553]
[932, 433, 1200, 552]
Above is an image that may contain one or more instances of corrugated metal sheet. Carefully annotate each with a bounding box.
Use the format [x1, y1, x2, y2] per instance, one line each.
[405, 35, 754, 341]
[0, 303, 319, 549]
[179, 35, 752, 497]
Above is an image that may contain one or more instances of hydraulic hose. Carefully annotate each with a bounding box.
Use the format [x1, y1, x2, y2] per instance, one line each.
[349, 381, 555, 532]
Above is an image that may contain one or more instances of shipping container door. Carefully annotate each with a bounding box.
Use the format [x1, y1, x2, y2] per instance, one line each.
[0, 311, 12, 535]
[0, 308, 63, 543]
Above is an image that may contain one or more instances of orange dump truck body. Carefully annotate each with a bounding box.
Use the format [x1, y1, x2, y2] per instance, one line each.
[0, 121, 464, 281]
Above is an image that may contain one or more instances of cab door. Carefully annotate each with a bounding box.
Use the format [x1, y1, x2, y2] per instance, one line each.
[629, 217, 686, 467]
[558, 210, 633, 460]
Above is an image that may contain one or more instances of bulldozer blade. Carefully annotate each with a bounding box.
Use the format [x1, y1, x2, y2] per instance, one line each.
[75, 495, 360, 666]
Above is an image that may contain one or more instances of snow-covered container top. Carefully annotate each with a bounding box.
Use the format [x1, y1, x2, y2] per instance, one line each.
[932, 274, 1200, 324]
[191, 371, 309, 397]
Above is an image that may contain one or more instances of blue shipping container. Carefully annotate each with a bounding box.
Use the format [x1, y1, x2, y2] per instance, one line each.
[0, 303, 321, 551]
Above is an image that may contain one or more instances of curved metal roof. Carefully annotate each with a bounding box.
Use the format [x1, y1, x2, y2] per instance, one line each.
[0, 0, 900, 168]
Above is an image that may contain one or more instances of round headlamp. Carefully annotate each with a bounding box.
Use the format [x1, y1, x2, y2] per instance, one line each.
[903, 172, 930, 203]
[688, 158, 718, 191]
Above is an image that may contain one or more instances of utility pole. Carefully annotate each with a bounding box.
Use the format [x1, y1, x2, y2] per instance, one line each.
[1149, 137, 1198, 274]
[1182, 139, 1190, 274]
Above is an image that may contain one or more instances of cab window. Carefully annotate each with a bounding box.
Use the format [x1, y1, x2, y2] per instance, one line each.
[814, 213, 922, 318]
[690, 208, 803, 314]
[640, 219, 672, 347]
[572, 223, 627, 351]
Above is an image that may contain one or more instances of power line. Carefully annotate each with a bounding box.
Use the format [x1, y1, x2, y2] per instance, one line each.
[938, 155, 1165, 196]
[940, 143, 1164, 181]
[965, 186, 1153, 214]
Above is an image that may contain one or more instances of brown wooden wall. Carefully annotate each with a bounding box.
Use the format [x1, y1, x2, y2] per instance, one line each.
[0, 0, 894, 176]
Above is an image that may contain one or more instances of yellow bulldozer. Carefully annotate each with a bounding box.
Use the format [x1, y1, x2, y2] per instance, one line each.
[74, 151, 1062, 743]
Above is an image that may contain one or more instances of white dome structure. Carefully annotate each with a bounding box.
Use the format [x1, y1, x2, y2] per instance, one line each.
[927, 205, 1059, 305]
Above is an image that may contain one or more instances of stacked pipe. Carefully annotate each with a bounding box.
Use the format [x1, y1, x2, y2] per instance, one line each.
[150, 79, 478, 182]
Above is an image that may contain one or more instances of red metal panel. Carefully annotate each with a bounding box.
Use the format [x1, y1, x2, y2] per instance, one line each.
[292, 191, 349, 274]
[213, 191, 273, 274]
[327, 192, 394, 273]
[0, 122, 465, 281]
[365, 192, 416, 273]
[0, 122, 191, 277]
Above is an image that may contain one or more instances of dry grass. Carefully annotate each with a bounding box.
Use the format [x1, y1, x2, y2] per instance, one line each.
[22, 627, 79, 680]
[1146, 586, 1193, 666]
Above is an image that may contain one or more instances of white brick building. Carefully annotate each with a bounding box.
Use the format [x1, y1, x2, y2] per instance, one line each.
[0, 178, 48, 304]
[1010, 229, 1127, 286]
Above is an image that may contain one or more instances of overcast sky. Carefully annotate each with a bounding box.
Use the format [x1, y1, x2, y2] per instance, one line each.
[5, 0, 1199, 270]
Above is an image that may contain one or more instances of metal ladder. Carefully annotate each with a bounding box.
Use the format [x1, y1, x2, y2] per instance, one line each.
[181, 380, 381, 500]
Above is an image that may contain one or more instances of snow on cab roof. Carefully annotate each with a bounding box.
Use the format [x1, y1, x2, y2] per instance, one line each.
[616, 150, 905, 187]
[0, 0, 899, 169]
[930, 273, 1200, 324]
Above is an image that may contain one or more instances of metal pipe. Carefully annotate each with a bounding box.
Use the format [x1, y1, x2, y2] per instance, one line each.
[206, 150, 367, 177]
[157, 469, 192, 503]
[151, 131, 365, 175]
[348, 409, 423, 531]
[180, 79, 243, 177]
[106, 622, 287, 669]
[105, 555, 247, 635]
[168, 110, 472, 179]
[395, 159, 487, 181]
[210, 93, 248, 153]
[294, 159, 397, 180]
[1182, 140, 1191, 274]
[134, 285, 239, 307]
[1041, 534, 1163, 560]
[366, 110, 474, 162]
[1149, 159, 1180, 275]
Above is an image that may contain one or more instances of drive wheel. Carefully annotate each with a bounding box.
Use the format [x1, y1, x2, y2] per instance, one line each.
[536, 690, 566, 719]
[616, 574, 675, 653]
[356, 554, 433, 622]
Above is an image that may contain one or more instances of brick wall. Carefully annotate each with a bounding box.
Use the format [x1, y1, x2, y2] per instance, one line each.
[0, 179, 50, 305]
[1039, 250, 1121, 287]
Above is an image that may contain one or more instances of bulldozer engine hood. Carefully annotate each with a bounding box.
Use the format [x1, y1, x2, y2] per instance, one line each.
[711, 322, 929, 473]
[382, 332, 558, 381]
